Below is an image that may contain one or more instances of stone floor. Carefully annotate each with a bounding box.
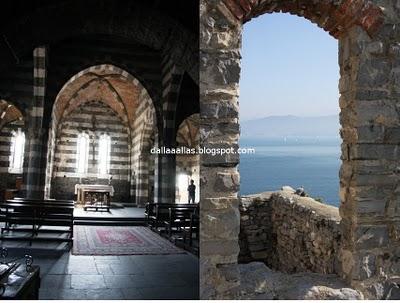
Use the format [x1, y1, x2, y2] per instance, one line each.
[226, 262, 362, 300]
[0, 206, 198, 299]
[1, 233, 199, 299]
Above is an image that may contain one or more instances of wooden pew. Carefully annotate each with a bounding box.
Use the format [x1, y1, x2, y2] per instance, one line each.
[183, 213, 199, 247]
[145, 203, 198, 231]
[4, 198, 74, 233]
[164, 206, 197, 237]
[144, 202, 156, 227]
[12, 197, 75, 205]
[0, 199, 74, 244]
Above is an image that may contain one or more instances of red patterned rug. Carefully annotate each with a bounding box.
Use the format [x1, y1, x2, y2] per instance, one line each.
[73, 226, 185, 255]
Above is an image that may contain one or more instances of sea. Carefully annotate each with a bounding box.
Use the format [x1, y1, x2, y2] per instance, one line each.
[239, 137, 341, 207]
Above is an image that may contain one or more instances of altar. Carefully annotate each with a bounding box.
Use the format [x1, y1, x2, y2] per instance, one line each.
[75, 184, 114, 211]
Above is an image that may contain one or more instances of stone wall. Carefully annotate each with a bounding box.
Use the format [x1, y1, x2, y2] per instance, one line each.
[199, 0, 242, 298]
[239, 189, 341, 275]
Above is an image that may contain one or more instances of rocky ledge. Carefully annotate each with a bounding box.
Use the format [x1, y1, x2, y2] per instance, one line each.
[230, 262, 363, 300]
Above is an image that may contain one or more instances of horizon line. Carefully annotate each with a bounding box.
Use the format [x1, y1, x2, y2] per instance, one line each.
[241, 114, 339, 122]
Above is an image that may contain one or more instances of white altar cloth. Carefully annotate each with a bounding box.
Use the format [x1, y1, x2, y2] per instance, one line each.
[75, 184, 114, 204]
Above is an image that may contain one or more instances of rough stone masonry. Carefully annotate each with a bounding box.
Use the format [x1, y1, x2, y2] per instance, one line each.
[200, 0, 400, 299]
[239, 189, 341, 275]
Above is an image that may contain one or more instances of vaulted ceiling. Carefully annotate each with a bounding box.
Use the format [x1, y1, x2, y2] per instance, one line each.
[0, 0, 199, 83]
[0, 99, 23, 130]
[53, 65, 146, 131]
[176, 113, 199, 148]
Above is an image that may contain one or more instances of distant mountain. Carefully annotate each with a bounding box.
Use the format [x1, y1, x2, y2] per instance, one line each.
[241, 115, 340, 138]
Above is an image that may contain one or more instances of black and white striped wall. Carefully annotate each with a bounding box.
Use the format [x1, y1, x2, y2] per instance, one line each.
[0, 119, 25, 191]
[51, 101, 131, 202]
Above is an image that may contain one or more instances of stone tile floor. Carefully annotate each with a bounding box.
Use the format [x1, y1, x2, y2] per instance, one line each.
[1, 236, 199, 299]
[5, 249, 199, 300]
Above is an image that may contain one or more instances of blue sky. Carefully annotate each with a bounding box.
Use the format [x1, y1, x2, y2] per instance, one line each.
[240, 13, 340, 121]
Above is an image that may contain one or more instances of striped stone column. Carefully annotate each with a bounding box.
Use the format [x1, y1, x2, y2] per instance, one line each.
[134, 126, 154, 206]
[135, 154, 150, 206]
[22, 46, 47, 199]
[130, 169, 136, 204]
[157, 56, 183, 203]
[153, 133, 162, 203]
[131, 97, 156, 206]
[159, 153, 175, 204]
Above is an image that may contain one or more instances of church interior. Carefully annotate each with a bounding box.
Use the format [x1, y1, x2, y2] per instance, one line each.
[0, 0, 199, 299]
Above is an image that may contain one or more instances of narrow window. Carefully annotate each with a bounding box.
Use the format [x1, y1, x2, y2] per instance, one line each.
[98, 134, 111, 176]
[76, 133, 89, 174]
[9, 129, 25, 174]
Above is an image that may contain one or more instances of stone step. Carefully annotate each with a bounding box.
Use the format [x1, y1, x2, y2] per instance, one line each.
[74, 219, 145, 226]
[74, 216, 143, 221]
[73, 215, 145, 226]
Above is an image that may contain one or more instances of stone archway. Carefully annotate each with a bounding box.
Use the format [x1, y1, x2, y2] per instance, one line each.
[44, 64, 158, 204]
[200, 0, 397, 299]
[222, 0, 383, 37]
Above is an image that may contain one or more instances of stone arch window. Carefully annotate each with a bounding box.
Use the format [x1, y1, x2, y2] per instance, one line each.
[9, 128, 25, 174]
[239, 13, 340, 204]
[201, 0, 387, 298]
[98, 133, 111, 176]
[76, 132, 89, 174]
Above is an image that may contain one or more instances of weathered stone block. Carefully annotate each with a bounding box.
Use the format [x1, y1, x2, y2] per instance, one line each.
[201, 123, 240, 142]
[356, 125, 384, 143]
[202, 197, 239, 211]
[201, 52, 241, 86]
[200, 166, 239, 198]
[355, 225, 389, 249]
[214, 170, 240, 192]
[201, 143, 240, 167]
[350, 144, 400, 161]
[366, 41, 384, 55]
[200, 101, 239, 119]
[384, 127, 400, 143]
[359, 253, 376, 280]
[201, 239, 240, 265]
[356, 200, 387, 215]
[355, 174, 397, 186]
[358, 59, 390, 87]
[201, 208, 240, 240]
[355, 89, 389, 101]
[355, 101, 399, 127]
